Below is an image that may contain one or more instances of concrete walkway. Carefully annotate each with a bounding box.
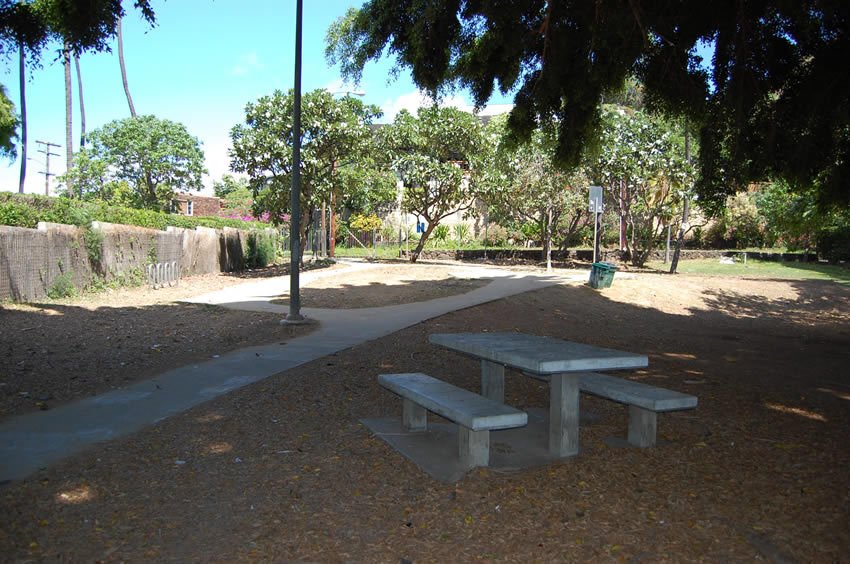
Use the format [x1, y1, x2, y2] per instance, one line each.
[0, 261, 590, 482]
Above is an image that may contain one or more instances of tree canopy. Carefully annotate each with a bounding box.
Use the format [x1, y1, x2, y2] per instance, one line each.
[229, 89, 395, 260]
[480, 113, 589, 265]
[0, 0, 155, 59]
[327, 1, 850, 210]
[379, 105, 484, 262]
[62, 115, 206, 210]
[0, 82, 17, 160]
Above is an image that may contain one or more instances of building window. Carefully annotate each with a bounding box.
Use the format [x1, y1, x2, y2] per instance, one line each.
[187, 200, 194, 216]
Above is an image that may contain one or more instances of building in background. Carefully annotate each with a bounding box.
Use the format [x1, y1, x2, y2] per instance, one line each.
[172, 193, 222, 217]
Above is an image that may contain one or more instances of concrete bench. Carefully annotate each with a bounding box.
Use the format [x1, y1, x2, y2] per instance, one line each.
[378, 372, 528, 469]
[578, 372, 698, 447]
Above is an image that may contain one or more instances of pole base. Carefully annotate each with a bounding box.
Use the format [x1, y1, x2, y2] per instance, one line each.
[280, 313, 314, 326]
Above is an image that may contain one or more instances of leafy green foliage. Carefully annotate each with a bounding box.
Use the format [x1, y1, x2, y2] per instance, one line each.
[229, 89, 394, 261]
[61, 115, 206, 210]
[452, 223, 470, 245]
[379, 105, 484, 261]
[327, 1, 850, 209]
[213, 175, 254, 218]
[596, 106, 694, 266]
[816, 226, 850, 262]
[0, 83, 17, 160]
[0, 0, 155, 62]
[213, 174, 249, 199]
[0, 192, 267, 231]
[480, 114, 590, 262]
[47, 272, 76, 299]
[245, 231, 277, 269]
[350, 213, 382, 232]
[432, 224, 450, 247]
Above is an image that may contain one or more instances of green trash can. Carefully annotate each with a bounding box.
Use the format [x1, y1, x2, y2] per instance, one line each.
[589, 261, 617, 289]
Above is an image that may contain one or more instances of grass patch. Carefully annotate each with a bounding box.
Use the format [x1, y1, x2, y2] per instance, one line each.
[649, 258, 850, 284]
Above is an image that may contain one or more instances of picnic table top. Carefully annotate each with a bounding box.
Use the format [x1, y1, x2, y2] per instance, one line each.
[429, 332, 649, 374]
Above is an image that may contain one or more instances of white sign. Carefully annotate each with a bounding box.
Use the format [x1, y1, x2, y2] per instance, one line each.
[588, 185, 603, 213]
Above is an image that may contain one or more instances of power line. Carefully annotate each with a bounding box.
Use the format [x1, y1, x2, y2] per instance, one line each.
[35, 140, 61, 196]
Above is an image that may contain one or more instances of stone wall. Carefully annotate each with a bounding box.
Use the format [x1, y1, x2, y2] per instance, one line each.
[0, 221, 264, 302]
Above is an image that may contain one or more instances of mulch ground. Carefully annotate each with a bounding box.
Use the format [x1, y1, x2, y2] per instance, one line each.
[1, 270, 849, 561]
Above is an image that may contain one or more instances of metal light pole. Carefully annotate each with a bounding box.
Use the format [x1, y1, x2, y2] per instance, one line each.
[286, 0, 304, 322]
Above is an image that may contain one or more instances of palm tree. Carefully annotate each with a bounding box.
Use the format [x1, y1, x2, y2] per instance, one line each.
[74, 54, 85, 147]
[117, 18, 136, 117]
[18, 41, 26, 193]
[63, 41, 73, 195]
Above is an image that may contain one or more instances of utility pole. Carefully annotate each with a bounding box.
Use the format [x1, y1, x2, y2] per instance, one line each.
[35, 140, 61, 196]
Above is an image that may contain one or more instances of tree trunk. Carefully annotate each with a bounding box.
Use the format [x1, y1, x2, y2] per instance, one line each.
[410, 223, 436, 263]
[74, 54, 86, 147]
[117, 18, 137, 117]
[619, 179, 627, 250]
[63, 42, 74, 196]
[670, 124, 691, 274]
[18, 42, 26, 194]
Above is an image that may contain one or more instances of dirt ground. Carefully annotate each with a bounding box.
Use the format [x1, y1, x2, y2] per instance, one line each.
[1, 260, 849, 561]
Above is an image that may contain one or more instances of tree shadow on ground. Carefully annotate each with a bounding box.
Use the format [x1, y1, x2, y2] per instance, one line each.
[0, 301, 311, 420]
[1, 275, 848, 561]
[270, 276, 492, 309]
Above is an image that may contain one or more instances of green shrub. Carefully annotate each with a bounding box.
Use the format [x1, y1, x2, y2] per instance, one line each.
[432, 224, 450, 247]
[0, 192, 268, 231]
[0, 201, 38, 227]
[245, 231, 276, 268]
[47, 272, 77, 299]
[817, 226, 850, 262]
[453, 223, 471, 245]
[83, 226, 104, 266]
[482, 224, 509, 246]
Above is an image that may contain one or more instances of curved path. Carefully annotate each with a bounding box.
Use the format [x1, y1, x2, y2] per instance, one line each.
[0, 261, 589, 482]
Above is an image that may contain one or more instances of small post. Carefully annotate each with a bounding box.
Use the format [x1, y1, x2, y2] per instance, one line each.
[589, 186, 603, 264]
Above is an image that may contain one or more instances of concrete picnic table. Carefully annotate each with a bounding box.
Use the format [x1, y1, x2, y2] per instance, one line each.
[428, 332, 649, 457]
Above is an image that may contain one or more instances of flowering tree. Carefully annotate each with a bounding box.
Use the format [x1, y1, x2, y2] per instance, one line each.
[480, 114, 590, 268]
[379, 106, 484, 262]
[597, 106, 694, 266]
[230, 89, 395, 263]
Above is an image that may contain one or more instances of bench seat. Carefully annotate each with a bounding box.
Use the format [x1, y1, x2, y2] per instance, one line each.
[378, 373, 528, 468]
[578, 372, 698, 447]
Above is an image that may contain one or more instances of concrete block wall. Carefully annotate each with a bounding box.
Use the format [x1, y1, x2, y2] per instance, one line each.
[0, 222, 254, 302]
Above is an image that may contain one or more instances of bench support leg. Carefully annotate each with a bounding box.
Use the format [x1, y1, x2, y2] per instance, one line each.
[628, 406, 657, 447]
[549, 373, 580, 457]
[402, 398, 427, 431]
[481, 360, 505, 403]
[458, 427, 490, 468]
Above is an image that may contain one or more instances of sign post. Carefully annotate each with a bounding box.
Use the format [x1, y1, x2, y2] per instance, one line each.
[588, 186, 603, 263]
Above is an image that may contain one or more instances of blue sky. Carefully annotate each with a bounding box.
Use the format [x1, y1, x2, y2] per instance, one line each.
[0, 0, 513, 195]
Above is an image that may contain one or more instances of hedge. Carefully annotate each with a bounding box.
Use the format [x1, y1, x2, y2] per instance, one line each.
[0, 193, 270, 231]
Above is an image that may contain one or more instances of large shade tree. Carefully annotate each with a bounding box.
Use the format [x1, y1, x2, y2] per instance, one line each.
[229, 89, 395, 263]
[327, 1, 850, 210]
[62, 115, 206, 210]
[379, 105, 484, 262]
[596, 105, 694, 266]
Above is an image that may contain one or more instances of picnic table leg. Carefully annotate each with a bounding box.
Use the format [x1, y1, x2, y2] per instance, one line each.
[481, 360, 505, 402]
[549, 372, 580, 457]
[402, 398, 427, 431]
